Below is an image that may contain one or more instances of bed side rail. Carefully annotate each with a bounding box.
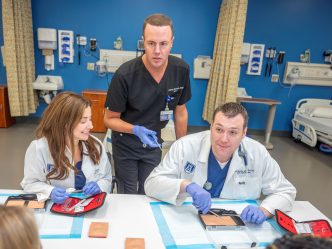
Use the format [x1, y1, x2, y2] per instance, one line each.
[292, 118, 317, 147]
[296, 98, 332, 110]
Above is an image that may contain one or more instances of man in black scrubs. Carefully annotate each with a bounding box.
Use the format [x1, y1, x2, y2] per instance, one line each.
[104, 13, 191, 194]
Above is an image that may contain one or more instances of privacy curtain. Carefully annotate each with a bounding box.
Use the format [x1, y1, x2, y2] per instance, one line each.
[202, 0, 247, 123]
[2, 0, 37, 116]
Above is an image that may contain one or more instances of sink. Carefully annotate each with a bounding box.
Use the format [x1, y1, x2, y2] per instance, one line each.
[32, 75, 64, 91]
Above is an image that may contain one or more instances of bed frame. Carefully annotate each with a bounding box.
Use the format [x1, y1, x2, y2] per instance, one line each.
[292, 98, 332, 147]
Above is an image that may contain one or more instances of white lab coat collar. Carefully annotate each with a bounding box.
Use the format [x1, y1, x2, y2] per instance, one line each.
[197, 130, 211, 165]
[223, 141, 247, 186]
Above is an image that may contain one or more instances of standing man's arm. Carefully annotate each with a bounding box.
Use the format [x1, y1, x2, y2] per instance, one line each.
[104, 109, 134, 134]
[174, 104, 188, 139]
[104, 109, 159, 148]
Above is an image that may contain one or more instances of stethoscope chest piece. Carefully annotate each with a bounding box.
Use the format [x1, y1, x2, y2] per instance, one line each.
[204, 181, 212, 190]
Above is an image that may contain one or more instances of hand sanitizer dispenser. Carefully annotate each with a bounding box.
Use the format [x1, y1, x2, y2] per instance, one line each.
[37, 28, 57, 71]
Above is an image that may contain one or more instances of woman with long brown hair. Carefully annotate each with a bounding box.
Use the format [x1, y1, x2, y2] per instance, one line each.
[21, 92, 112, 203]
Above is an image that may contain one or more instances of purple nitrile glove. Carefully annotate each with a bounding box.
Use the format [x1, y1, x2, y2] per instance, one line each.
[133, 125, 159, 148]
[240, 205, 267, 224]
[186, 183, 211, 214]
[83, 181, 101, 195]
[50, 187, 69, 204]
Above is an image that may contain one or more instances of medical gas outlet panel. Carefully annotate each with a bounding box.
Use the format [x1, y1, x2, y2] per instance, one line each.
[98, 49, 182, 74]
[283, 62, 332, 86]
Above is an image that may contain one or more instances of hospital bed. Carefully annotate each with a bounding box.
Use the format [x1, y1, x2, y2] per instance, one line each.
[292, 98, 332, 147]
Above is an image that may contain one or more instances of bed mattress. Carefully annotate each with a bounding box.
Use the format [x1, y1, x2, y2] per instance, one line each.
[294, 112, 332, 135]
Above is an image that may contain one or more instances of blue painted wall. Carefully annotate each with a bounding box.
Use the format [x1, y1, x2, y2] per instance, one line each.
[30, 0, 221, 122]
[1, 0, 331, 131]
[240, 0, 332, 131]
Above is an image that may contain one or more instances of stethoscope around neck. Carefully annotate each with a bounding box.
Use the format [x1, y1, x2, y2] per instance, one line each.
[238, 144, 248, 166]
[203, 144, 248, 191]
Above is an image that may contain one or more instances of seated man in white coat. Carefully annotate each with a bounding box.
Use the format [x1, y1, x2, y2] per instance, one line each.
[144, 102, 296, 224]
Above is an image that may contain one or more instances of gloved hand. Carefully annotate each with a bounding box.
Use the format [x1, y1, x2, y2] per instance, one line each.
[50, 187, 69, 204]
[186, 183, 211, 214]
[133, 125, 160, 148]
[240, 205, 267, 224]
[83, 181, 101, 195]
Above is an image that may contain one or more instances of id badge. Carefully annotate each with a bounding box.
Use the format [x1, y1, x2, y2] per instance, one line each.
[160, 110, 173, 121]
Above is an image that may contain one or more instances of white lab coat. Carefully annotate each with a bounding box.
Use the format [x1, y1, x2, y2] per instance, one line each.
[21, 135, 112, 201]
[145, 130, 296, 214]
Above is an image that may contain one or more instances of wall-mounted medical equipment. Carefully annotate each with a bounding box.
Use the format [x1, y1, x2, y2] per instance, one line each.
[58, 30, 74, 64]
[137, 39, 144, 51]
[240, 43, 250, 64]
[113, 36, 123, 50]
[90, 38, 97, 51]
[136, 39, 145, 57]
[76, 34, 87, 65]
[37, 28, 57, 71]
[269, 50, 286, 83]
[283, 62, 332, 86]
[286, 67, 301, 82]
[193, 56, 212, 79]
[98, 49, 182, 74]
[264, 47, 276, 77]
[77, 35, 87, 46]
[32, 75, 63, 104]
[95, 60, 107, 77]
[98, 50, 142, 74]
[300, 49, 311, 63]
[246, 44, 265, 75]
[323, 50, 332, 64]
[277, 51, 285, 64]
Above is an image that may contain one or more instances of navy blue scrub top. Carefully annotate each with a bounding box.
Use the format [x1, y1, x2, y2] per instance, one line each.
[206, 150, 231, 198]
[75, 161, 86, 190]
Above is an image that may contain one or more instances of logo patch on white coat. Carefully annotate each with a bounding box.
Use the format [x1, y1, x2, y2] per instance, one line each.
[47, 163, 54, 172]
[184, 162, 196, 174]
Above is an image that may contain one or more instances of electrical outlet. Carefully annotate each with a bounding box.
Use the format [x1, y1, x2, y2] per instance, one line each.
[87, 62, 95, 71]
[271, 74, 279, 82]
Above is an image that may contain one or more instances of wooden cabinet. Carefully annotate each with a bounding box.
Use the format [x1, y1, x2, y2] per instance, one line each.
[82, 90, 107, 133]
[0, 85, 15, 128]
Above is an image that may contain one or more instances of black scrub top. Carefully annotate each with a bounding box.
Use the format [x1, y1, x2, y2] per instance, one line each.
[105, 55, 191, 133]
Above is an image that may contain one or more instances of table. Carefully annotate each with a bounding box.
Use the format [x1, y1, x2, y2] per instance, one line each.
[237, 97, 281, 150]
[0, 190, 330, 249]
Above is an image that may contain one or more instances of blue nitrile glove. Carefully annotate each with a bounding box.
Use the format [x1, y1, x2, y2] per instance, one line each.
[83, 181, 101, 195]
[50, 187, 69, 204]
[240, 205, 267, 224]
[186, 183, 211, 214]
[132, 125, 159, 148]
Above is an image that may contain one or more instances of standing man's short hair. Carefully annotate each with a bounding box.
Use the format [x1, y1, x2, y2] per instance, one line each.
[142, 13, 174, 37]
[212, 102, 248, 129]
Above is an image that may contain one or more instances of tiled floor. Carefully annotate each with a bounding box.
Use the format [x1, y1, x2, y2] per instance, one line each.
[0, 120, 331, 218]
